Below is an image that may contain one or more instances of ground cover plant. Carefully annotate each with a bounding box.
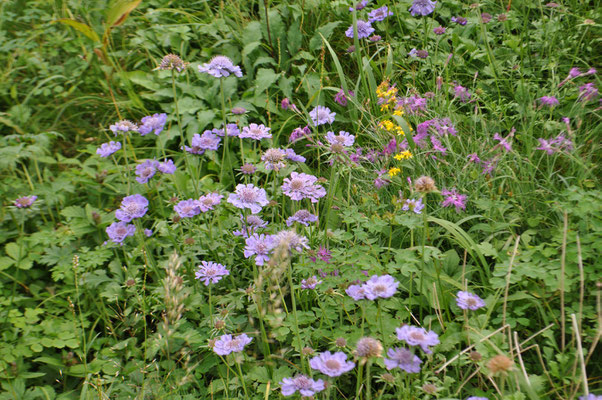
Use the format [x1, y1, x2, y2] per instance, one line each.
[0, 0, 601, 399]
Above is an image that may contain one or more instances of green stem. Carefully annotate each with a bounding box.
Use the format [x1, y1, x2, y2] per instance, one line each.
[236, 358, 250, 400]
[287, 259, 307, 372]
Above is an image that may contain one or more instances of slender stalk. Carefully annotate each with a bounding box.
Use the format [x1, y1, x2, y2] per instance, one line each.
[235, 359, 250, 400]
[287, 259, 306, 372]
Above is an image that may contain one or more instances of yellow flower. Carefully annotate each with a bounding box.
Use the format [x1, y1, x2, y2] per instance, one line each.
[394, 151, 413, 160]
[393, 108, 404, 116]
[388, 167, 401, 177]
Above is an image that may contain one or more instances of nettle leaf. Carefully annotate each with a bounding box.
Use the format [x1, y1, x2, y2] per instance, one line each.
[255, 68, 279, 94]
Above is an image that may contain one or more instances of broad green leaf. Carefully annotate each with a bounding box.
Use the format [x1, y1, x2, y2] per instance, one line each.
[106, 0, 142, 28]
[255, 68, 279, 94]
[53, 19, 100, 42]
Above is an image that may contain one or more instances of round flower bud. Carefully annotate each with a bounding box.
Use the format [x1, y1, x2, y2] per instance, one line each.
[356, 337, 383, 358]
[414, 176, 436, 193]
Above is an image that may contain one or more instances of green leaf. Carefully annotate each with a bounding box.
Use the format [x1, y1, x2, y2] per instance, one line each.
[53, 19, 100, 42]
[5, 242, 21, 261]
[105, 0, 142, 28]
[255, 68, 279, 94]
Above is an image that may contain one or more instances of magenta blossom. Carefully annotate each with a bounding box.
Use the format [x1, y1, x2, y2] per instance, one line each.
[441, 189, 467, 212]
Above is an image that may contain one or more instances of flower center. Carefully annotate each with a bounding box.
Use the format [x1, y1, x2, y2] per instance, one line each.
[410, 331, 425, 341]
[290, 179, 304, 190]
[294, 376, 311, 389]
[373, 284, 387, 294]
[325, 359, 341, 370]
[239, 188, 257, 202]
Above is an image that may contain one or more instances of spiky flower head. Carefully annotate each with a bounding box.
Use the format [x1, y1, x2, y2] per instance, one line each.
[356, 337, 383, 358]
[487, 354, 514, 375]
[158, 54, 188, 72]
[414, 176, 436, 193]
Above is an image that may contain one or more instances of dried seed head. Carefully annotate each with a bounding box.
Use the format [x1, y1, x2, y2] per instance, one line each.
[422, 384, 438, 394]
[487, 354, 514, 374]
[184, 237, 195, 245]
[381, 373, 395, 383]
[214, 320, 226, 330]
[335, 337, 347, 348]
[356, 337, 383, 358]
[469, 351, 482, 362]
[414, 176, 436, 192]
[158, 54, 188, 72]
[126, 279, 136, 287]
[302, 347, 315, 356]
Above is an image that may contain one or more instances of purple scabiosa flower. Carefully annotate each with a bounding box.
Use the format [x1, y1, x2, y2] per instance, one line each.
[232, 107, 246, 115]
[286, 209, 319, 227]
[396, 325, 440, 354]
[281, 172, 327, 203]
[139, 113, 167, 136]
[174, 199, 201, 218]
[384, 348, 422, 373]
[227, 184, 269, 214]
[212, 333, 252, 355]
[416, 49, 429, 59]
[402, 198, 425, 214]
[334, 88, 354, 106]
[97, 141, 121, 157]
[538, 96, 559, 107]
[184, 131, 222, 154]
[110, 120, 138, 135]
[14, 195, 37, 208]
[493, 133, 512, 152]
[301, 276, 322, 290]
[158, 159, 176, 174]
[368, 6, 393, 22]
[345, 20, 375, 39]
[310, 246, 332, 263]
[399, 96, 428, 115]
[275, 230, 309, 253]
[144, 229, 153, 237]
[198, 192, 223, 212]
[433, 26, 446, 35]
[310, 351, 355, 377]
[454, 85, 471, 102]
[456, 291, 486, 310]
[408, 48, 418, 58]
[309, 106, 336, 126]
[213, 123, 240, 137]
[578, 82, 599, 102]
[135, 159, 159, 184]
[285, 148, 306, 163]
[369, 34, 382, 42]
[467, 397, 490, 400]
[195, 261, 230, 286]
[481, 13, 492, 23]
[198, 55, 243, 78]
[579, 395, 602, 400]
[363, 275, 399, 300]
[233, 215, 268, 237]
[451, 16, 468, 25]
[115, 194, 149, 222]
[441, 189, 467, 212]
[106, 221, 136, 244]
[158, 54, 188, 72]
[261, 148, 286, 171]
[280, 375, 325, 397]
[239, 163, 257, 175]
[409, 0, 436, 16]
[349, 0, 369, 12]
[244, 233, 276, 266]
[240, 123, 272, 140]
[326, 131, 355, 148]
[346, 284, 367, 300]
[289, 125, 311, 142]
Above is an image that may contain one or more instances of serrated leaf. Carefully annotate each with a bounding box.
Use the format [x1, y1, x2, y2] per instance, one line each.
[5, 242, 22, 261]
[255, 68, 279, 94]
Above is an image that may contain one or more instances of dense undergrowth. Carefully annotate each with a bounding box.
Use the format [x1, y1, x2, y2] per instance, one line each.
[0, 0, 601, 399]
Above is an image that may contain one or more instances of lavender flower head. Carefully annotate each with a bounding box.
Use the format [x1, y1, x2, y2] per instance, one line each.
[14, 195, 37, 208]
[451, 16, 468, 25]
[198, 55, 243, 78]
[115, 194, 149, 222]
[158, 54, 188, 72]
[198, 192, 223, 212]
[409, 0, 436, 16]
[433, 26, 446, 35]
[441, 189, 467, 212]
[212, 333, 253, 355]
[368, 6, 393, 22]
[363, 274, 399, 300]
[579, 395, 602, 400]
[467, 397, 490, 400]
[227, 184, 269, 214]
[144, 229, 153, 237]
[301, 276, 323, 290]
[334, 88, 354, 106]
[282, 172, 327, 203]
[158, 159, 176, 174]
[286, 209, 319, 226]
[233, 215, 268, 238]
[106, 221, 136, 244]
[110, 120, 138, 135]
[402, 198, 425, 214]
[195, 261, 230, 286]
[240, 123, 272, 140]
[289, 125, 311, 142]
[309, 351, 355, 377]
[139, 113, 167, 136]
[244, 233, 276, 266]
[135, 160, 159, 184]
[345, 20, 375, 39]
[538, 96, 559, 107]
[232, 107, 246, 115]
[184, 131, 222, 154]
[326, 131, 355, 148]
[261, 148, 286, 171]
[349, 0, 369, 12]
[396, 325, 440, 354]
[280, 375, 325, 397]
[456, 291, 486, 310]
[454, 85, 471, 102]
[97, 141, 121, 157]
[346, 284, 367, 300]
[213, 123, 240, 137]
[384, 347, 422, 373]
[174, 199, 201, 218]
[285, 148, 306, 163]
[309, 106, 336, 126]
